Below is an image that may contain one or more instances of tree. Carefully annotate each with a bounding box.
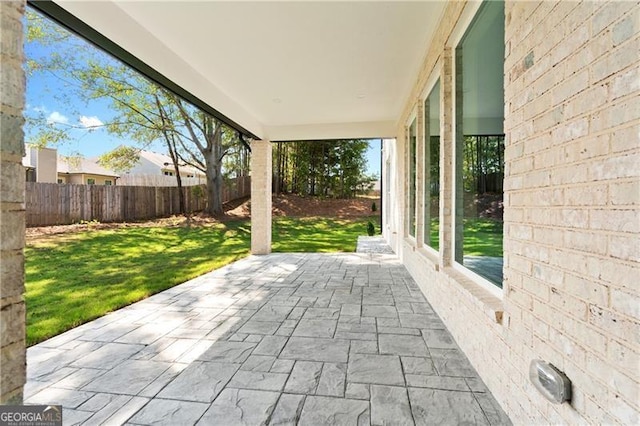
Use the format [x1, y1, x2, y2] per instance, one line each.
[273, 140, 371, 198]
[25, 8, 247, 216]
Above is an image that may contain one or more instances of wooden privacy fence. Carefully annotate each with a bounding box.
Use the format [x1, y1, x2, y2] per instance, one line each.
[117, 174, 207, 187]
[26, 176, 251, 227]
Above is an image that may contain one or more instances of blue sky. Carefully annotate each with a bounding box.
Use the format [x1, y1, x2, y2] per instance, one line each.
[25, 12, 381, 177]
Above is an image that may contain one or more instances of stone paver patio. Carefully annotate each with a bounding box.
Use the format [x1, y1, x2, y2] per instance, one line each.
[25, 243, 511, 425]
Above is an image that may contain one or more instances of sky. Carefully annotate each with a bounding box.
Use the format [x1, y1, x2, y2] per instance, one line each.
[24, 10, 381, 177]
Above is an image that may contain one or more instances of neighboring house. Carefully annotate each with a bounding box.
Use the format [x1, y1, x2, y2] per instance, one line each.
[57, 156, 119, 185]
[22, 145, 119, 185]
[22, 146, 57, 183]
[118, 149, 206, 186]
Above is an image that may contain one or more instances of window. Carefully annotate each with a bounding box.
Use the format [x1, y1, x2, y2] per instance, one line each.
[87, 178, 95, 185]
[423, 80, 441, 250]
[384, 157, 390, 228]
[455, 0, 505, 287]
[104, 180, 112, 186]
[407, 118, 417, 238]
[164, 171, 174, 176]
[26, 169, 36, 182]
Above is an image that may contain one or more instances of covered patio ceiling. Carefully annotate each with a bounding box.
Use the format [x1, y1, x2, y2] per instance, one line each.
[51, 1, 446, 141]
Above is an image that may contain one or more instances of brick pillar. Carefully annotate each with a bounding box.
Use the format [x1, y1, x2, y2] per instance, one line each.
[0, 0, 26, 404]
[453, 46, 464, 264]
[440, 48, 454, 268]
[250, 140, 272, 255]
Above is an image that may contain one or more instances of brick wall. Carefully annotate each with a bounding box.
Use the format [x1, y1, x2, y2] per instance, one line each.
[386, 1, 639, 424]
[0, 0, 26, 404]
[504, 1, 639, 423]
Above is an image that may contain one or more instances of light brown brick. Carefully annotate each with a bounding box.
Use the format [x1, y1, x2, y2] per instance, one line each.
[588, 305, 640, 345]
[609, 179, 639, 206]
[607, 339, 640, 376]
[0, 250, 24, 300]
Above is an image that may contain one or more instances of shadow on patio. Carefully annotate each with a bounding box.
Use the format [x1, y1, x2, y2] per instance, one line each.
[25, 240, 511, 425]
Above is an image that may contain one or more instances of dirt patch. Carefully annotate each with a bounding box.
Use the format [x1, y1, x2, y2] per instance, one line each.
[26, 194, 381, 243]
[226, 194, 380, 219]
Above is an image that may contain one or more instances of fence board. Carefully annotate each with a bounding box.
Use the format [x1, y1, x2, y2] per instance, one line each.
[26, 176, 250, 226]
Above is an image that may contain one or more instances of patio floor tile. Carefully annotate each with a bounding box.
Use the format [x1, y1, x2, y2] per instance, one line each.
[227, 370, 289, 392]
[156, 361, 238, 402]
[316, 363, 347, 397]
[280, 337, 349, 363]
[298, 395, 369, 426]
[370, 385, 413, 426]
[81, 360, 170, 395]
[347, 353, 405, 386]
[70, 343, 144, 370]
[284, 361, 323, 394]
[269, 393, 306, 425]
[197, 341, 256, 363]
[292, 318, 337, 338]
[128, 399, 209, 426]
[197, 389, 280, 426]
[408, 387, 489, 425]
[378, 334, 428, 357]
[25, 242, 511, 425]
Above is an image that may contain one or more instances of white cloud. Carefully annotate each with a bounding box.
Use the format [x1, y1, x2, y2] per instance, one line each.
[79, 115, 104, 129]
[46, 111, 69, 125]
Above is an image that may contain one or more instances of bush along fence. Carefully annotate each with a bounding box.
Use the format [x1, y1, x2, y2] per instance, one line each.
[26, 176, 250, 226]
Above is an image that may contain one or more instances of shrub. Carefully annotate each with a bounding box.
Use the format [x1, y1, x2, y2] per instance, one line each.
[371, 202, 377, 212]
[367, 221, 375, 236]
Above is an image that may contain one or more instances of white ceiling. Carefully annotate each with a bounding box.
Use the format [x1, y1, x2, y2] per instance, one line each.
[56, 1, 446, 141]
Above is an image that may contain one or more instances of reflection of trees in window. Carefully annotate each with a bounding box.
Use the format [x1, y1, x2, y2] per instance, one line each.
[461, 135, 504, 195]
[423, 80, 440, 250]
[454, 0, 505, 287]
[408, 119, 417, 237]
[429, 136, 440, 196]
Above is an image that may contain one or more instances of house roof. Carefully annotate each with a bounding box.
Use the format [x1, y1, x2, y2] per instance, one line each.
[52, 1, 447, 141]
[137, 150, 204, 176]
[58, 157, 119, 178]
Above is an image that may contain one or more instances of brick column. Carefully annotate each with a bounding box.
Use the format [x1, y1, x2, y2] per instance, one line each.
[440, 48, 454, 268]
[0, 0, 26, 404]
[415, 102, 425, 247]
[250, 140, 272, 255]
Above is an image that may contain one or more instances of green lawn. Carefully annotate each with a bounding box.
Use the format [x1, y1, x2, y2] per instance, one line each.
[272, 216, 378, 253]
[383, 215, 503, 258]
[25, 216, 378, 345]
[463, 218, 503, 257]
[426, 218, 502, 257]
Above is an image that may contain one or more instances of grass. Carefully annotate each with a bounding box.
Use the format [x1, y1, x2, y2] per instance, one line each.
[462, 218, 503, 257]
[426, 218, 502, 257]
[25, 216, 378, 345]
[25, 221, 250, 345]
[272, 216, 379, 253]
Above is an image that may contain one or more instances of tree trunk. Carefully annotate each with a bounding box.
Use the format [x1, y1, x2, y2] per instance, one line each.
[203, 121, 224, 216]
[205, 152, 223, 216]
[274, 142, 281, 195]
[167, 139, 185, 214]
[155, 94, 185, 214]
